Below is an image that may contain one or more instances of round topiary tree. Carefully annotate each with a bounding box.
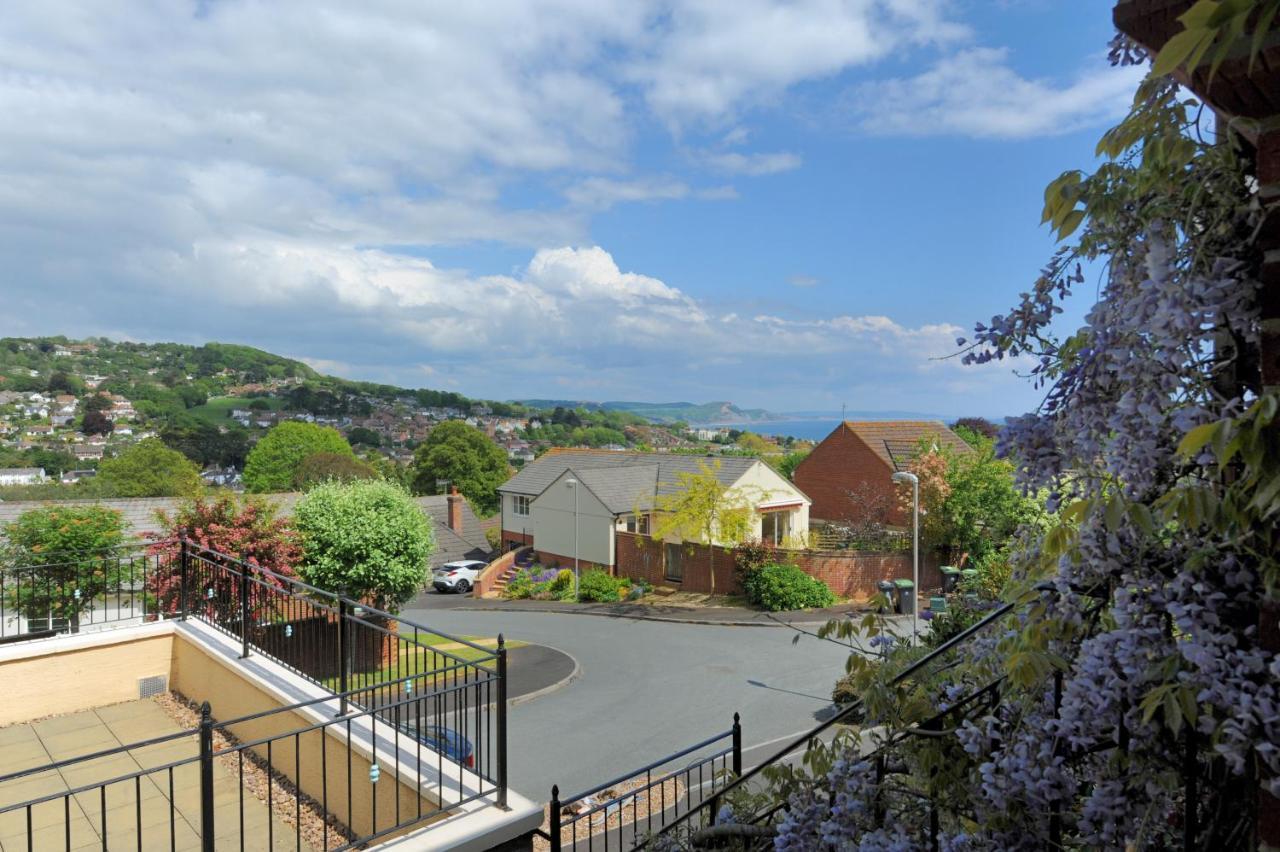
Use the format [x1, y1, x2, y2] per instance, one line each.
[292, 479, 435, 613]
[242, 422, 353, 493]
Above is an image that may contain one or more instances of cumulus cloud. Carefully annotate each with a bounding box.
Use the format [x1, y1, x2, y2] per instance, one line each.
[851, 47, 1144, 138]
[0, 1, 1045, 413]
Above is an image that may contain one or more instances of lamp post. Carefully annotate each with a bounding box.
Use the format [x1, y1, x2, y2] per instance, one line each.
[565, 477, 580, 600]
[892, 471, 920, 644]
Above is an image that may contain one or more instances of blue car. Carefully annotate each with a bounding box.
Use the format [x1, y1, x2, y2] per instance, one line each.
[417, 725, 474, 768]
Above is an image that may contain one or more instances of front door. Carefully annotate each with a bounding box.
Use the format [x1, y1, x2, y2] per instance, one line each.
[664, 542, 683, 582]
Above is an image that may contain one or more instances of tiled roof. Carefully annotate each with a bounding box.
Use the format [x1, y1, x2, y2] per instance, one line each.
[841, 421, 973, 471]
[0, 492, 491, 569]
[571, 465, 660, 514]
[498, 449, 761, 511]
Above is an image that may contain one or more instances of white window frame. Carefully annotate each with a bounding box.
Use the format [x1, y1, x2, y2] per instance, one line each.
[512, 495, 531, 516]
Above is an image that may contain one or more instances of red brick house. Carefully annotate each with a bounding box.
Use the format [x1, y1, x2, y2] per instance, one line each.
[792, 421, 972, 526]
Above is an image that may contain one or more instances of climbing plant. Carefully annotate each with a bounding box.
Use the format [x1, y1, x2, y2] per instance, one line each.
[721, 29, 1277, 852]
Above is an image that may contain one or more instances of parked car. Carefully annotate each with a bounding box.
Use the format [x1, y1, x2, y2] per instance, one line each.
[431, 559, 486, 594]
[417, 725, 474, 768]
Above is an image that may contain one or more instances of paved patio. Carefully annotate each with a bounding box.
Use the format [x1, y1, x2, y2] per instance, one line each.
[0, 699, 311, 851]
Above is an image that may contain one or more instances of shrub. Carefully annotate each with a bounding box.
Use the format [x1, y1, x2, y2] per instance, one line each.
[577, 569, 627, 603]
[742, 563, 835, 612]
[548, 569, 574, 595]
[145, 495, 301, 617]
[504, 569, 536, 599]
[293, 479, 435, 612]
[3, 506, 126, 631]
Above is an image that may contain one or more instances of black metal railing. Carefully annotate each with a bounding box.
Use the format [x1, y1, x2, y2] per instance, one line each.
[0, 539, 512, 848]
[0, 681, 502, 852]
[0, 541, 168, 638]
[543, 716, 741, 851]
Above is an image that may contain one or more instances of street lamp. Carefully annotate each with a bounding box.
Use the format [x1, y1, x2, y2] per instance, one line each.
[565, 477, 580, 600]
[892, 471, 920, 644]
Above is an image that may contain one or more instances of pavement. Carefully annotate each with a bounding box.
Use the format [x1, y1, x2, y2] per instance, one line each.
[401, 595, 877, 800]
[0, 700, 303, 851]
[418, 590, 873, 627]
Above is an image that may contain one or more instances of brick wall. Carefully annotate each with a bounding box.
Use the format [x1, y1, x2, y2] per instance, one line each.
[473, 547, 522, 598]
[501, 530, 533, 550]
[615, 532, 945, 602]
[792, 424, 905, 526]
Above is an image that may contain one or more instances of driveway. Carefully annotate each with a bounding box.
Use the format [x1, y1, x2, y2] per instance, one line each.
[399, 599, 858, 801]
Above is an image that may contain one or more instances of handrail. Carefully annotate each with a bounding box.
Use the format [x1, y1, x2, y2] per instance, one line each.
[184, 539, 497, 654]
[648, 597, 1019, 843]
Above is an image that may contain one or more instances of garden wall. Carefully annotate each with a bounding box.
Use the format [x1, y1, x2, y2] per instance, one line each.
[614, 532, 944, 602]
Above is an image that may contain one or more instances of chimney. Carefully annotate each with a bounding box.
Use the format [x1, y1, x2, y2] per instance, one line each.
[447, 485, 464, 534]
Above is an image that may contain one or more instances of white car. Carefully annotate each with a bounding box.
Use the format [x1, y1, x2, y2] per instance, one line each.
[431, 560, 487, 594]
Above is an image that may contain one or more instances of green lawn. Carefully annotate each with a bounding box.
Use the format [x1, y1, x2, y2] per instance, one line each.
[325, 631, 527, 694]
[186, 395, 285, 425]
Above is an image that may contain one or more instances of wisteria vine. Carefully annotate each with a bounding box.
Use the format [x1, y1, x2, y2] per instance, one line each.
[735, 37, 1278, 852]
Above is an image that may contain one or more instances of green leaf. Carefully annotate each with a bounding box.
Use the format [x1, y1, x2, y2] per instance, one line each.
[1177, 421, 1219, 458]
[1056, 209, 1086, 240]
[1153, 29, 1205, 77]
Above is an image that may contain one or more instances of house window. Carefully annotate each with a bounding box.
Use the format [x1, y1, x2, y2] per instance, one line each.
[761, 511, 790, 546]
[512, 495, 531, 516]
[624, 514, 651, 535]
[665, 543, 683, 582]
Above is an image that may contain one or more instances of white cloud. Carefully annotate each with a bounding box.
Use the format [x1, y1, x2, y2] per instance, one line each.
[852, 47, 1144, 138]
[564, 177, 692, 209]
[788, 274, 820, 288]
[704, 151, 803, 175]
[634, 0, 967, 126]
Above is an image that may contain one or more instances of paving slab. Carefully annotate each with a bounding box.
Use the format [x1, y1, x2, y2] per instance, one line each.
[0, 700, 314, 852]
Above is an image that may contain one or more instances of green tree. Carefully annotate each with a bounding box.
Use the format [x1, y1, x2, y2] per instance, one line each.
[346, 426, 381, 447]
[649, 460, 760, 596]
[735, 432, 772, 455]
[2, 506, 126, 632]
[410, 421, 509, 515]
[242, 422, 353, 493]
[293, 480, 435, 612]
[776, 449, 810, 480]
[248, 398, 273, 411]
[293, 452, 377, 490]
[97, 439, 203, 497]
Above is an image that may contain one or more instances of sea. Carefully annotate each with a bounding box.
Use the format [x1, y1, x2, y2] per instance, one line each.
[708, 419, 842, 442]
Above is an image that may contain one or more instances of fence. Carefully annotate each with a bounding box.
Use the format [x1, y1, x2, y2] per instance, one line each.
[0, 542, 167, 640]
[542, 717, 741, 851]
[0, 539, 510, 849]
[613, 531, 945, 601]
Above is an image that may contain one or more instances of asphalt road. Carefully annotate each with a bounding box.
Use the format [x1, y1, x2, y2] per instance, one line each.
[399, 597, 856, 802]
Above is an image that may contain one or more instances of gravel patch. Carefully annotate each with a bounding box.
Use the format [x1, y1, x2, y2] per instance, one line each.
[154, 692, 356, 851]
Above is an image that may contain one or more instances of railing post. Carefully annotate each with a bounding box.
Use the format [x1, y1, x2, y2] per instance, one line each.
[549, 784, 561, 852]
[337, 597, 350, 716]
[178, 535, 189, 622]
[198, 701, 215, 852]
[732, 712, 742, 777]
[497, 634, 509, 809]
[238, 555, 250, 659]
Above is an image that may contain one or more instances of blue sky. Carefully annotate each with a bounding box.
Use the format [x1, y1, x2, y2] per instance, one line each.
[0, 1, 1141, 418]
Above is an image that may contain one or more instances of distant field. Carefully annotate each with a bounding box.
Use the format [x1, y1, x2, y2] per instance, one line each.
[187, 396, 284, 424]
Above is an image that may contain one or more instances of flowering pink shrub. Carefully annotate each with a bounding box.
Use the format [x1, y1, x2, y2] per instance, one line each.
[145, 495, 302, 618]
